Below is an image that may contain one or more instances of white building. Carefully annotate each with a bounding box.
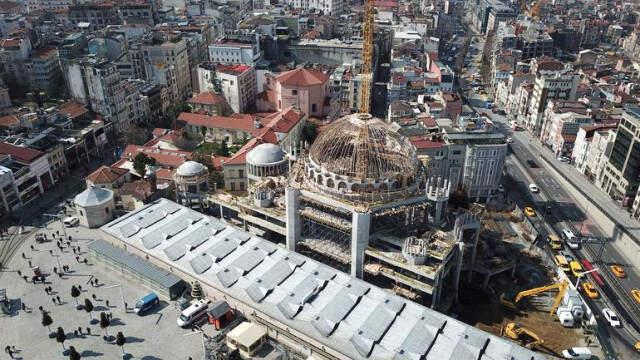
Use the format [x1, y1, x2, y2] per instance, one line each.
[0, 165, 20, 216]
[26, 0, 72, 12]
[525, 71, 579, 136]
[197, 63, 257, 113]
[288, 0, 344, 15]
[208, 39, 260, 66]
[74, 186, 115, 228]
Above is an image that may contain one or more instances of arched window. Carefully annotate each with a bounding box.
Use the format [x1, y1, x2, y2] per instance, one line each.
[351, 184, 360, 192]
[316, 174, 323, 185]
[326, 179, 334, 188]
[338, 182, 347, 191]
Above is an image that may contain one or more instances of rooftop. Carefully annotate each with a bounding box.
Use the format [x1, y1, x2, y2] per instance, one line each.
[275, 68, 330, 87]
[86, 165, 129, 184]
[100, 199, 544, 360]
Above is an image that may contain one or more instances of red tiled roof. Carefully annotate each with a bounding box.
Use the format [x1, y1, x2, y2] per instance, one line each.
[260, 106, 304, 133]
[154, 168, 174, 180]
[0, 38, 20, 48]
[411, 139, 445, 149]
[178, 112, 258, 132]
[0, 142, 44, 163]
[58, 100, 89, 119]
[187, 92, 226, 105]
[86, 165, 129, 184]
[120, 180, 153, 201]
[275, 68, 329, 86]
[0, 114, 19, 128]
[121, 145, 192, 168]
[152, 128, 170, 139]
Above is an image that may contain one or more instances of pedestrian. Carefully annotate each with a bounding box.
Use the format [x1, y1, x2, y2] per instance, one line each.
[105, 300, 110, 308]
[74, 330, 78, 337]
[91, 294, 96, 301]
[94, 278, 98, 286]
[124, 302, 128, 310]
[21, 252, 25, 259]
[30, 245, 34, 251]
[44, 288, 49, 295]
[72, 248, 76, 255]
[22, 276, 27, 282]
[69, 235, 72, 241]
[52, 297, 56, 305]
[75, 255, 79, 262]
[53, 266, 57, 274]
[4, 345, 10, 353]
[67, 241, 71, 247]
[78, 285, 82, 292]
[56, 295, 60, 304]
[49, 250, 53, 256]
[38, 306, 43, 313]
[86, 327, 91, 335]
[83, 258, 88, 265]
[7, 347, 13, 359]
[16, 270, 21, 276]
[56, 241, 61, 247]
[78, 327, 82, 335]
[56, 230, 60, 236]
[27, 260, 32, 267]
[21, 303, 25, 311]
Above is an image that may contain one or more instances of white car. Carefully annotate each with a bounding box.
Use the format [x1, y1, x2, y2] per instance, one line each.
[602, 308, 621, 327]
[561, 347, 592, 359]
[529, 183, 539, 193]
[63, 216, 79, 227]
[506, 137, 513, 143]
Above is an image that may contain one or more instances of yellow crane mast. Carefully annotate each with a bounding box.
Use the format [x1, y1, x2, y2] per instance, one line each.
[359, 0, 375, 114]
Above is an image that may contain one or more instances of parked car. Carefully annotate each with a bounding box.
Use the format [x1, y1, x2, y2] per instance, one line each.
[602, 308, 621, 327]
[561, 347, 592, 359]
[632, 289, 640, 304]
[528, 183, 539, 193]
[557, 156, 571, 163]
[63, 216, 79, 227]
[611, 264, 626, 278]
[581, 282, 599, 299]
[548, 234, 562, 250]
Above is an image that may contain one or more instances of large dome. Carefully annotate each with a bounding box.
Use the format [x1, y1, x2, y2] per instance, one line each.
[176, 161, 206, 177]
[247, 143, 285, 165]
[305, 113, 423, 201]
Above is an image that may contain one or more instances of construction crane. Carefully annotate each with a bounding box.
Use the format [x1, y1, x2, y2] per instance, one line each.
[358, 0, 375, 114]
[502, 323, 544, 349]
[500, 281, 569, 314]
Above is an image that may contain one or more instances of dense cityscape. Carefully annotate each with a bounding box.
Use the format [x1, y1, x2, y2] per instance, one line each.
[0, 0, 640, 359]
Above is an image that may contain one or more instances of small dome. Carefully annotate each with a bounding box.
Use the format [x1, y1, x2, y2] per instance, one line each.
[176, 161, 206, 177]
[247, 143, 285, 165]
[74, 186, 114, 207]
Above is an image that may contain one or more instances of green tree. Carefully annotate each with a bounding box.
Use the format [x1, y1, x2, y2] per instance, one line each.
[116, 331, 127, 355]
[84, 299, 94, 320]
[302, 122, 317, 144]
[42, 311, 53, 334]
[70, 285, 80, 306]
[200, 126, 208, 139]
[99, 312, 110, 338]
[56, 326, 67, 351]
[216, 140, 230, 157]
[132, 153, 156, 177]
[68, 346, 81, 360]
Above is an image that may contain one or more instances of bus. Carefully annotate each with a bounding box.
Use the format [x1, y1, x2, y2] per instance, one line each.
[581, 259, 605, 287]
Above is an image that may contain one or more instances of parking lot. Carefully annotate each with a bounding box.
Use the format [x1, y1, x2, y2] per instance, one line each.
[0, 220, 207, 359]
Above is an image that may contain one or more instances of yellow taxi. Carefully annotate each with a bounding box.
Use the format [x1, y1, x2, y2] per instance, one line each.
[524, 207, 536, 217]
[581, 282, 599, 299]
[548, 234, 562, 250]
[632, 289, 640, 304]
[635, 340, 640, 352]
[611, 265, 626, 278]
[570, 261, 583, 277]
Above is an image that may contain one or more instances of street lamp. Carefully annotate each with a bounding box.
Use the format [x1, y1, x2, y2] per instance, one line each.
[102, 284, 126, 311]
[575, 268, 599, 288]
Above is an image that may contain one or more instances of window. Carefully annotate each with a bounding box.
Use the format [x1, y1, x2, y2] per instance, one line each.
[105, 207, 109, 213]
[292, 89, 297, 95]
[312, 104, 317, 112]
[239, 169, 244, 178]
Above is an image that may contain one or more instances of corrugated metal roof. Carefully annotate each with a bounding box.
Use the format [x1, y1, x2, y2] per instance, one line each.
[100, 199, 546, 360]
[88, 239, 182, 289]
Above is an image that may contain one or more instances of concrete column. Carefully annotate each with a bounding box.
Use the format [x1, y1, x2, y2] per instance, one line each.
[453, 242, 464, 304]
[285, 187, 301, 251]
[351, 211, 370, 279]
[431, 271, 441, 309]
[48, 169, 55, 186]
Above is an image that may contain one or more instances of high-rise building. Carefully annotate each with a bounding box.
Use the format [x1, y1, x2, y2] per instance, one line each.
[525, 70, 579, 136]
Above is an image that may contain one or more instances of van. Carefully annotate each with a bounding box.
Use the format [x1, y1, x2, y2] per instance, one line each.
[554, 255, 570, 273]
[134, 292, 159, 315]
[548, 234, 562, 250]
[570, 261, 583, 277]
[561, 347, 592, 359]
[177, 299, 210, 327]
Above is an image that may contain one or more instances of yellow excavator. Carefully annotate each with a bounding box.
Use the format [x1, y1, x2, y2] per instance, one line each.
[502, 322, 544, 349]
[500, 281, 569, 314]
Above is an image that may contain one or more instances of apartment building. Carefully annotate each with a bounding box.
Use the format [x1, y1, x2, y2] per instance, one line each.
[68, 2, 121, 31]
[138, 38, 192, 102]
[573, 123, 619, 176]
[30, 47, 62, 92]
[196, 63, 257, 113]
[525, 70, 579, 136]
[208, 38, 260, 66]
[598, 105, 640, 206]
[288, 0, 344, 16]
[0, 142, 54, 205]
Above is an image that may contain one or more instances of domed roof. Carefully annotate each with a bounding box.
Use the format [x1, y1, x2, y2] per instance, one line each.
[176, 161, 206, 177]
[74, 186, 114, 207]
[308, 113, 420, 181]
[247, 143, 286, 165]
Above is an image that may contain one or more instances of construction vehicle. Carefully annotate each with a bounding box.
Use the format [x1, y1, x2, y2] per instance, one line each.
[500, 281, 569, 314]
[502, 322, 544, 349]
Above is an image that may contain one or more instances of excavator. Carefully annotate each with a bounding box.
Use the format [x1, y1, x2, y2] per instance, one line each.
[502, 322, 544, 349]
[500, 281, 569, 314]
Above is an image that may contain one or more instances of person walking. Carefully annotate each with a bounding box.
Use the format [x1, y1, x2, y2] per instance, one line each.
[78, 285, 82, 292]
[105, 300, 110, 308]
[91, 294, 96, 301]
[86, 327, 91, 335]
[16, 270, 21, 276]
[6, 347, 14, 359]
[21, 303, 25, 311]
[78, 327, 82, 335]
[27, 260, 32, 267]
[56, 295, 61, 304]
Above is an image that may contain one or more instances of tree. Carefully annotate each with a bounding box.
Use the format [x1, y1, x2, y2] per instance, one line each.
[132, 153, 156, 177]
[216, 140, 230, 157]
[84, 299, 94, 320]
[302, 122, 318, 144]
[41, 311, 53, 334]
[200, 125, 208, 139]
[99, 312, 110, 338]
[56, 326, 67, 351]
[116, 331, 127, 355]
[71, 285, 81, 307]
[68, 346, 81, 360]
